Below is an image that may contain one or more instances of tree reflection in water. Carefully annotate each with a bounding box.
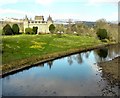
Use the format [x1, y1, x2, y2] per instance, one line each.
[67, 56, 73, 65]
[40, 44, 120, 69]
[107, 44, 120, 59]
[97, 48, 108, 58]
[67, 52, 91, 65]
[47, 60, 53, 69]
[85, 51, 90, 59]
[94, 48, 108, 62]
[94, 44, 120, 63]
[45, 51, 91, 68]
[67, 53, 84, 65]
[75, 53, 83, 64]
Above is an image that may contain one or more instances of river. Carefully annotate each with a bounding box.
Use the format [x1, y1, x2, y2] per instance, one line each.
[0, 44, 120, 96]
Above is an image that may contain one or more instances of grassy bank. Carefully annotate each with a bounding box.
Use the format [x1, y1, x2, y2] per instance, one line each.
[1, 34, 112, 75]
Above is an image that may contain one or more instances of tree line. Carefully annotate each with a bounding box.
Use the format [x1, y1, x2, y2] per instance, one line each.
[2, 24, 20, 35]
[2, 24, 39, 35]
[54, 19, 118, 42]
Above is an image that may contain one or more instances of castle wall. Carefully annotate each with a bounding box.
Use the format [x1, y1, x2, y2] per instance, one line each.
[28, 23, 49, 33]
[24, 21, 52, 34]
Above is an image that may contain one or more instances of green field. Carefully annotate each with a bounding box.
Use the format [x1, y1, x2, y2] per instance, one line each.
[2, 34, 101, 64]
[2, 34, 104, 73]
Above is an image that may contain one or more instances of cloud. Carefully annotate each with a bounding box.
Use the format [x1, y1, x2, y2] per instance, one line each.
[88, 0, 119, 4]
[0, 9, 24, 14]
[0, 0, 118, 21]
[0, 8, 117, 21]
[111, 12, 118, 21]
[35, 0, 55, 5]
[0, 0, 18, 6]
[0, 8, 34, 18]
[35, 0, 119, 4]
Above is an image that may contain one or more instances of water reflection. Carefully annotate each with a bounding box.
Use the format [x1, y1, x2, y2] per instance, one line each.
[94, 44, 120, 63]
[47, 60, 54, 69]
[67, 52, 91, 66]
[1, 44, 120, 96]
[107, 44, 120, 59]
[97, 48, 108, 58]
[75, 53, 83, 64]
[94, 48, 108, 62]
[36, 44, 120, 69]
[67, 56, 73, 65]
[0, 79, 2, 97]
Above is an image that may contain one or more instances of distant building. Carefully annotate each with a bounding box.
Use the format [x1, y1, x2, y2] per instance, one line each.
[0, 15, 53, 33]
[24, 15, 53, 33]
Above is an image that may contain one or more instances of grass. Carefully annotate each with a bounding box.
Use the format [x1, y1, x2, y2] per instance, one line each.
[1, 34, 106, 74]
[2, 34, 101, 64]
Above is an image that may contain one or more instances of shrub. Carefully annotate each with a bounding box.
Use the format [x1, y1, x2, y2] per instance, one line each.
[49, 24, 55, 34]
[2, 24, 13, 35]
[12, 24, 20, 34]
[25, 28, 34, 34]
[96, 28, 108, 40]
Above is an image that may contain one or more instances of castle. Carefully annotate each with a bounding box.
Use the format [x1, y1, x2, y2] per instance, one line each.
[24, 15, 53, 33]
[0, 15, 53, 34]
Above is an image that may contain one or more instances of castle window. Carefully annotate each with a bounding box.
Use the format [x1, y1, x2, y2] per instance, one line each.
[31, 21, 34, 23]
[35, 21, 37, 23]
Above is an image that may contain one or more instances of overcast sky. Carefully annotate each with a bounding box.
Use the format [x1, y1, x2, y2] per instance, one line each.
[0, 0, 118, 21]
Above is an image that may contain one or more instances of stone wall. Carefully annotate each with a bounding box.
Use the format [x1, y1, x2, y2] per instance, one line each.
[29, 23, 46, 33]
[24, 21, 52, 33]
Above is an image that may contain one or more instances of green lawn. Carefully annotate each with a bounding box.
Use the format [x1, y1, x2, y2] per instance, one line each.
[1, 34, 104, 73]
[2, 34, 101, 64]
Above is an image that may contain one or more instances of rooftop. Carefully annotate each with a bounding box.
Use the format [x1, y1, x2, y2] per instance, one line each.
[35, 16, 44, 21]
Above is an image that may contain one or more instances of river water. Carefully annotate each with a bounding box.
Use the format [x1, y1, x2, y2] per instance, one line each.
[1, 44, 120, 96]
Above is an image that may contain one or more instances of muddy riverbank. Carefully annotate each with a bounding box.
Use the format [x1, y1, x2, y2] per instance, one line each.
[98, 56, 120, 86]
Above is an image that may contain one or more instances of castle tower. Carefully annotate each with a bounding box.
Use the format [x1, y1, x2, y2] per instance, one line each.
[24, 15, 29, 33]
[47, 15, 53, 25]
[47, 15, 53, 33]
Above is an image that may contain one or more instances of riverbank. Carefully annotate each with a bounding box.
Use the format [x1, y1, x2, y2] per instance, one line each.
[1, 34, 116, 76]
[98, 56, 120, 86]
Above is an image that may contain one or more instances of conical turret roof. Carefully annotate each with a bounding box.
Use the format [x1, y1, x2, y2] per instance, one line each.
[25, 15, 28, 21]
[47, 15, 53, 22]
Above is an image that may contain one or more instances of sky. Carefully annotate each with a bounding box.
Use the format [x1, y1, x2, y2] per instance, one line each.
[0, 0, 118, 22]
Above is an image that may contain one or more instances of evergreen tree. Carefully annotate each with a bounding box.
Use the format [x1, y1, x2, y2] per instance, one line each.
[3, 24, 13, 35]
[12, 24, 20, 34]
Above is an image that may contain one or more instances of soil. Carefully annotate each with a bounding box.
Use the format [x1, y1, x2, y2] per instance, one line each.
[98, 56, 120, 86]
